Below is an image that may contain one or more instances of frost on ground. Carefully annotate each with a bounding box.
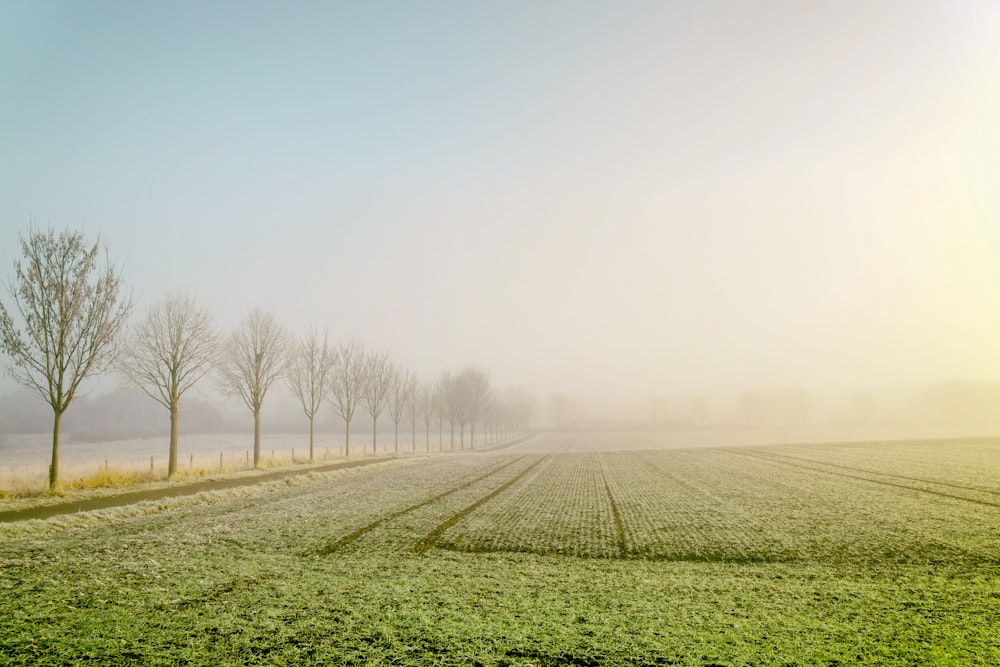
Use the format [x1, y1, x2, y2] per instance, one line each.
[0, 434, 998, 666]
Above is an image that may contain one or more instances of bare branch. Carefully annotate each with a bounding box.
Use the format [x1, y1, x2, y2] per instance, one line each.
[119, 292, 216, 477]
[216, 308, 288, 466]
[0, 225, 133, 488]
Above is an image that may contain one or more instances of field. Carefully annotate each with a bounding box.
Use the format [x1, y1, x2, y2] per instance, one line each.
[1, 432, 998, 665]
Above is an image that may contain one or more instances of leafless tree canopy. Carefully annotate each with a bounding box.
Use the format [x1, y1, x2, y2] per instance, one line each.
[456, 366, 493, 447]
[363, 349, 394, 453]
[0, 226, 132, 488]
[286, 326, 334, 460]
[438, 371, 459, 448]
[417, 380, 435, 451]
[386, 365, 413, 452]
[121, 293, 216, 409]
[329, 339, 366, 455]
[119, 292, 216, 477]
[218, 308, 288, 466]
[405, 372, 420, 449]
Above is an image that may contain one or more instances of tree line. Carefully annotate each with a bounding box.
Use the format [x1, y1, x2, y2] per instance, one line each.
[0, 226, 534, 490]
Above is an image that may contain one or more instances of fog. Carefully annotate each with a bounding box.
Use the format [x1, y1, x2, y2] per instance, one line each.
[2, 2, 1000, 440]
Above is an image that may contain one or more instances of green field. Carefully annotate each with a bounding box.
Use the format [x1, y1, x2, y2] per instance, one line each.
[1, 433, 998, 665]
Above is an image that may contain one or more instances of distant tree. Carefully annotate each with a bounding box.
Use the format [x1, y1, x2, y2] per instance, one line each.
[405, 373, 420, 452]
[507, 386, 537, 436]
[286, 326, 334, 462]
[120, 293, 216, 478]
[439, 371, 459, 449]
[385, 364, 413, 455]
[218, 308, 288, 468]
[456, 367, 492, 448]
[417, 381, 436, 452]
[550, 393, 585, 429]
[432, 382, 445, 449]
[0, 226, 132, 489]
[329, 339, 366, 456]
[446, 370, 476, 448]
[362, 349, 393, 455]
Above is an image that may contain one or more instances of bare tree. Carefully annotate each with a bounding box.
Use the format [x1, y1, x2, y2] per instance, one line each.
[405, 373, 420, 452]
[120, 293, 215, 478]
[362, 349, 393, 455]
[386, 365, 412, 455]
[503, 386, 536, 438]
[329, 339, 365, 457]
[433, 382, 445, 449]
[438, 371, 458, 449]
[0, 226, 132, 489]
[457, 367, 493, 448]
[417, 381, 435, 452]
[445, 370, 475, 449]
[286, 326, 334, 462]
[218, 308, 287, 468]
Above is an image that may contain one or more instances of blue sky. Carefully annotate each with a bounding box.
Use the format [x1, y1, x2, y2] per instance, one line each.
[2, 1, 1000, 403]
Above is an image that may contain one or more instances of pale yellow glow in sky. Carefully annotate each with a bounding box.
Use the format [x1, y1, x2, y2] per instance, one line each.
[1, 2, 999, 408]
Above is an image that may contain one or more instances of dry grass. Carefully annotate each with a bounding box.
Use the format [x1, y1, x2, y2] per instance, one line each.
[0, 447, 346, 499]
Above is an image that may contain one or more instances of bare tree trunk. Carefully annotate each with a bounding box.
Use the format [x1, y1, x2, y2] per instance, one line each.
[460, 423, 465, 449]
[450, 423, 454, 450]
[394, 422, 398, 455]
[470, 423, 475, 448]
[308, 415, 315, 462]
[49, 409, 62, 490]
[372, 416, 377, 456]
[345, 419, 351, 457]
[254, 409, 262, 468]
[168, 404, 179, 478]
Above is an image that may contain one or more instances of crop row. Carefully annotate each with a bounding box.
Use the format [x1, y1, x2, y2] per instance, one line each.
[662, 448, 1000, 564]
[750, 439, 1000, 498]
[433, 453, 621, 558]
[427, 443, 1000, 565]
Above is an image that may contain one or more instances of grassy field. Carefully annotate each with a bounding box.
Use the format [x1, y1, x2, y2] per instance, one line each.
[1, 433, 998, 665]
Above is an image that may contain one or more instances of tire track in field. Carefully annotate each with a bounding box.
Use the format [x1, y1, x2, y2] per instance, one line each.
[412, 455, 551, 554]
[747, 450, 1000, 498]
[725, 449, 1000, 508]
[315, 456, 528, 555]
[596, 456, 628, 558]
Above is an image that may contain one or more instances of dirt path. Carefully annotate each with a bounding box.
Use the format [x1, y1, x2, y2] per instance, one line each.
[0, 456, 395, 524]
[0, 434, 539, 524]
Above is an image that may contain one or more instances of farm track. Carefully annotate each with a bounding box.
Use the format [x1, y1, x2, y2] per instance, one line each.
[414, 437, 581, 553]
[747, 449, 1000, 497]
[316, 455, 530, 555]
[596, 456, 627, 558]
[0, 456, 397, 523]
[727, 448, 1000, 508]
[413, 455, 551, 553]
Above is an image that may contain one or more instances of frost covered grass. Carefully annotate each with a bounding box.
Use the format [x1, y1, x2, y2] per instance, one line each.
[0, 436, 998, 665]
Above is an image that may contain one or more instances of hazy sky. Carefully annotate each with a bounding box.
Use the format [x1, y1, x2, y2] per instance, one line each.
[2, 1, 1000, 400]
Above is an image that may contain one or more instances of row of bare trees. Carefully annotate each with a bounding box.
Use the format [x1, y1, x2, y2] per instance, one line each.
[0, 226, 534, 489]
